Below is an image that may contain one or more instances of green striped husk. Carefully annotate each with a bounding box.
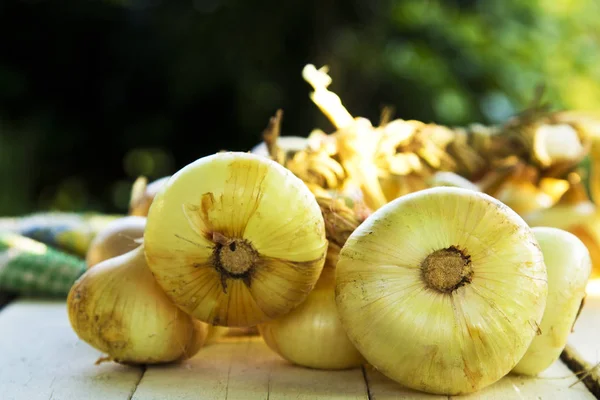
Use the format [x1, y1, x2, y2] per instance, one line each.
[0, 232, 86, 298]
[0, 212, 122, 256]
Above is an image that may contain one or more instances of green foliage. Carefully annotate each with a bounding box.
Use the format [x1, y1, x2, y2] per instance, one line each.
[0, 0, 598, 215]
[324, 0, 600, 126]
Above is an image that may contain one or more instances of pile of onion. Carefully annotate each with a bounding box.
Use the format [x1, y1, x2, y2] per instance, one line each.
[68, 152, 327, 364]
[67, 150, 592, 396]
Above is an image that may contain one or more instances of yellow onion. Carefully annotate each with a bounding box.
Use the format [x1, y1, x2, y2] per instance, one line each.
[85, 216, 146, 268]
[259, 266, 364, 369]
[379, 173, 429, 202]
[513, 227, 591, 376]
[524, 179, 600, 277]
[335, 187, 547, 395]
[524, 181, 595, 230]
[550, 111, 600, 203]
[532, 123, 586, 168]
[427, 168, 520, 198]
[258, 197, 365, 370]
[68, 245, 207, 364]
[494, 164, 554, 215]
[144, 152, 328, 327]
[538, 177, 570, 202]
[129, 176, 170, 217]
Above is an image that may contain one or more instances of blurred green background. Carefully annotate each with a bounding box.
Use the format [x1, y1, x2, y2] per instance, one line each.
[1, 0, 599, 216]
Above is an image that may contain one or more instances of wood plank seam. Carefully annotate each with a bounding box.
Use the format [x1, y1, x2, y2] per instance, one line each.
[0, 300, 145, 400]
[127, 366, 147, 400]
[361, 365, 373, 400]
[0, 300, 595, 399]
[266, 368, 272, 400]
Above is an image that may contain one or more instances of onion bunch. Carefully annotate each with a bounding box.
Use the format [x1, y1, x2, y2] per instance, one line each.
[65, 64, 597, 397]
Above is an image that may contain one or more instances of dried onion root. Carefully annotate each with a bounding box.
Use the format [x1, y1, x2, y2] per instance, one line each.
[285, 65, 599, 215]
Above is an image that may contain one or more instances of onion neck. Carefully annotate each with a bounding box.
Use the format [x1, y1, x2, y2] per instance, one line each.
[421, 246, 473, 293]
[128, 176, 148, 215]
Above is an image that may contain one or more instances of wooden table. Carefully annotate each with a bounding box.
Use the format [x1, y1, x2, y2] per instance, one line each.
[0, 296, 598, 400]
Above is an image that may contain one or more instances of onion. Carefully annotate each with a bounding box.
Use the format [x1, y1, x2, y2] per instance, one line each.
[513, 227, 591, 375]
[335, 187, 547, 395]
[85, 216, 145, 268]
[143, 152, 327, 327]
[68, 245, 207, 364]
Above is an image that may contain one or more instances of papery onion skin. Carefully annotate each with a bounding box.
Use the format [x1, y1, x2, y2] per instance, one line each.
[495, 181, 554, 215]
[523, 184, 600, 278]
[129, 176, 170, 217]
[258, 267, 365, 370]
[68, 245, 207, 364]
[513, 227, 591, 376]
[335, 187, 547, 395]
[85, 216, 146, 268]
[144, 152, 327, 327]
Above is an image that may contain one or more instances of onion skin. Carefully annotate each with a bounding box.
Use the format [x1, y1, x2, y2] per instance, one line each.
[257, 195, 366, 369]
[494, 164, 555, 216]
[523, 183, 600, 278]
[129, 176, 170, 217]
[144, 152, 327, 327]
[335, 187, 547, 395]
[85, 216, 146, 268]
[68, 245, 207, 365]
[495, 181, 554, 215]
[258, 267, 365, 370]
[512, 227, 591, 376]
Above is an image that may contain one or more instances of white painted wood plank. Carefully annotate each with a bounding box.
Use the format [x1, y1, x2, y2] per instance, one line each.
[268, 354, 367, 400]
[460, 362, 593, 400]
[133, 336, 368, 400]
[365, 360, 592, 399]
[569, 294, 600, 365]
[363, 364, 446, 399]
[0, 299, 595, 399]
[0, 300, 143, 400]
